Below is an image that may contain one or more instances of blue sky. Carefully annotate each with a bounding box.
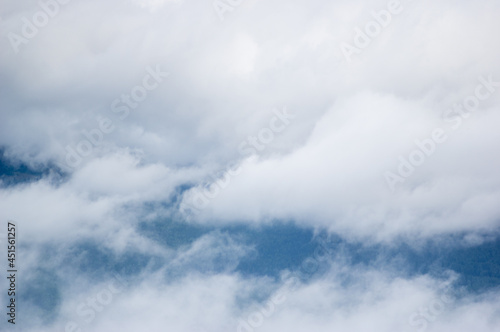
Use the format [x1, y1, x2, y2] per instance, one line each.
[1, 0, 500, 331]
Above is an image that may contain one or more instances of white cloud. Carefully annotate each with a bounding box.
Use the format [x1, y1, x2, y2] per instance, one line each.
[17, 259, 500, 332]
[0, 0, 499, 330]
[182, 91, 500, 241]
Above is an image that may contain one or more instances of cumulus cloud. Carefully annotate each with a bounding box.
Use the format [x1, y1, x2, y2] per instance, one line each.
[0, 0, 499, 330]
[12, 256, 500, 332]
[185, 91, 500, 240]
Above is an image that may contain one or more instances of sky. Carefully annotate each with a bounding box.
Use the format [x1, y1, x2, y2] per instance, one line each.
[1, 0, 500, 331]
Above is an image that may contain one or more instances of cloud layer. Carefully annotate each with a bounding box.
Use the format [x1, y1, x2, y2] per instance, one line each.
[1, 0, 500, 331]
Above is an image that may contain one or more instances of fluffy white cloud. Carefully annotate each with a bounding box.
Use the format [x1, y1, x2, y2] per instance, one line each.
[1, 0, 499, 330]
[16, 258, 500, 332]
[2, 0, 499, 242]
[185, 91, 500, 240]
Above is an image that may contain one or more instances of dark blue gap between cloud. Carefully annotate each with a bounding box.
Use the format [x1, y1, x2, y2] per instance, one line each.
[139, 218, 500, 291]
[0, 147, 66, 186]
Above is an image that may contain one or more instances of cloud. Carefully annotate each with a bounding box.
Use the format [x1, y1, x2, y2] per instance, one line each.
[182, 91, 500, 241]
[11, 255, 500, 332]
[1, 0, 500, 330]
